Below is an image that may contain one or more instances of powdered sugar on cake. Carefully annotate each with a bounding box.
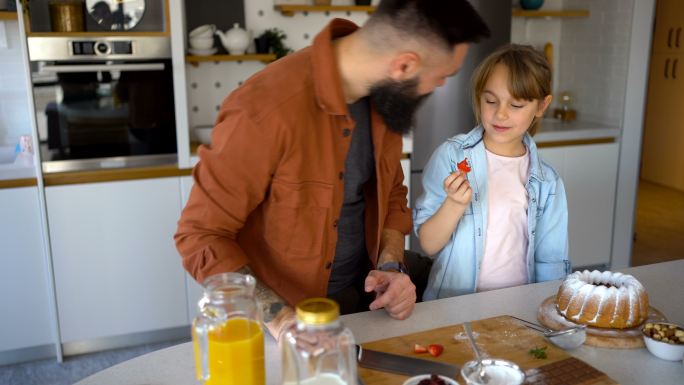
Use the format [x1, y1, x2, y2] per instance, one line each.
[555, 270, 649, 329]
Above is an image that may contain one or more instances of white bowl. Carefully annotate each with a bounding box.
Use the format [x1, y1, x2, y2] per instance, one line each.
[193, 126, 213, 145]
[642, 322, 684, 361]
[461, 359, 525, 385]
[189, 37, 214, 50]
[189, 24, 215, 39]
[402, 374, 459, 385]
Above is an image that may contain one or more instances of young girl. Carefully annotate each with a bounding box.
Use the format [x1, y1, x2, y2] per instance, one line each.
[414, 44, 570, 300]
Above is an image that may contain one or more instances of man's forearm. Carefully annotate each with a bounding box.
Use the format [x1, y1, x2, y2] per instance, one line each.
[236, 266, 290, 323]
[378, 228, 406, 266]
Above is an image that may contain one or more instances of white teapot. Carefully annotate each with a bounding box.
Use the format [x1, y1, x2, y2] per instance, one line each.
[215, 23, 252, 55]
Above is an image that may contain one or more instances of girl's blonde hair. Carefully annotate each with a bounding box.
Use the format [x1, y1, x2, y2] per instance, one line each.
[471, 44, 551, 136]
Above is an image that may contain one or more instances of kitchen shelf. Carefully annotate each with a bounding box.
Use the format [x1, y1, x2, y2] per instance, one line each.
[274, 5, 375, 17]
[512, 9, 589, 18]
[26, 31, 169, 37]
[0, 11, 18, 20]
[185, 54, 277, 66]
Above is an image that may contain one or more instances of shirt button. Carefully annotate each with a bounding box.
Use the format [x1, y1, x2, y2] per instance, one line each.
[338, 171, 344, 180]
[333, 219, 338, 227]
[342, 128, 351, 137]
[325, 262, 333, 269]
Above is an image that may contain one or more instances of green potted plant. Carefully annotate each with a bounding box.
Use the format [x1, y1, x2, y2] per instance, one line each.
[255, 28, 292, 59]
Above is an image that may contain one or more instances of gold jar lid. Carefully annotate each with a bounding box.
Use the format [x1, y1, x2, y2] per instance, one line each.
[296, 298, 340, 325]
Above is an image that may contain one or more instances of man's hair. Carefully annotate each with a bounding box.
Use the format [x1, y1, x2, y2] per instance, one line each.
[366, 0, 491, 51]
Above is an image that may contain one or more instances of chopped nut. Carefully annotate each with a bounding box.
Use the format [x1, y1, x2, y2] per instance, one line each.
[644, 323, 653, 329]
[675, 330, 684, 337]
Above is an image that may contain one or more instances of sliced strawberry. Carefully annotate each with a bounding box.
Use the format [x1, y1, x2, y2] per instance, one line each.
[427, 344, 444, 357]
[413, 343, 428, 354]
[457, 158, 472, 173]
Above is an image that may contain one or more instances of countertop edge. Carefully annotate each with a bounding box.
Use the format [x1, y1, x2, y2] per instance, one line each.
[0, 178, 38, 189]
[43, 165, 193, 186]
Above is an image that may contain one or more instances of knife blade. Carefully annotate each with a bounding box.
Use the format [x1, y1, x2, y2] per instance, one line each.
[356, 345, 459, 378]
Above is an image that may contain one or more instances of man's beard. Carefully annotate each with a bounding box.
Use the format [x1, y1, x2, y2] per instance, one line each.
[369, 77, 430, 135]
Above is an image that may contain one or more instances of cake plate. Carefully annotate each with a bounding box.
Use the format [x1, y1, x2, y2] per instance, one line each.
[537, 296, 667, 348]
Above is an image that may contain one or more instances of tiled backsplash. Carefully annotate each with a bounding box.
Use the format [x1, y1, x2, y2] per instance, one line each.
[186, 0, 374, 129]
[0, 20, 32, 144]
[557, 0, 634, 126]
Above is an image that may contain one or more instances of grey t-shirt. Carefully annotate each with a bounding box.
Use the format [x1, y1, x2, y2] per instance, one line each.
[327, 97, 375, 295]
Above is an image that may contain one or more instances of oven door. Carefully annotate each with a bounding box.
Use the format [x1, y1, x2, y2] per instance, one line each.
[32, 60, 177, 170]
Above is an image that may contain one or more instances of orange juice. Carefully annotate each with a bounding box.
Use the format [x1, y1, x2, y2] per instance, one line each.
[193, 317, 265, 385]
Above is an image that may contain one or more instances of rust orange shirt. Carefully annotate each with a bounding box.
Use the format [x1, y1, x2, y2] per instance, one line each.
[175, 19, 411, 306]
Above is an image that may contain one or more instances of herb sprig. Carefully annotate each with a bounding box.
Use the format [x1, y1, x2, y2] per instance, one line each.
[529, 346, 548, 359]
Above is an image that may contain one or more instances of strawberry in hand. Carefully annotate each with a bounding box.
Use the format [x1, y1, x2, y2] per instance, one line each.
[457, 158, 471, 174]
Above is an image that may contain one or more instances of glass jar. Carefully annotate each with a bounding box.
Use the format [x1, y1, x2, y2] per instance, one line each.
[192, 273, 265, 385]
[282, 298, 358, 385]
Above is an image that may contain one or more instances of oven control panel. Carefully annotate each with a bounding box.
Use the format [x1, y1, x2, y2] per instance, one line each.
[71, 41, 134, 56]
[28, 36, 170, 61]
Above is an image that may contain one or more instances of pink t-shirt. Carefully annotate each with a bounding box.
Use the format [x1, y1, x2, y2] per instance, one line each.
[477, 148, 530, 292]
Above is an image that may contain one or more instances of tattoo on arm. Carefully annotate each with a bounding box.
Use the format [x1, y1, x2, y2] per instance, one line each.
[237, 266, 289, 323]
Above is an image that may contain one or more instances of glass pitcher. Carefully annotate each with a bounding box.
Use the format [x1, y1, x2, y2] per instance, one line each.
[192, 272, 265, 385]
[281, 298, 358, 385]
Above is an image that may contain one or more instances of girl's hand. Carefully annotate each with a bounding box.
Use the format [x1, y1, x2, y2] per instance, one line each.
[443, 171, 472, 206]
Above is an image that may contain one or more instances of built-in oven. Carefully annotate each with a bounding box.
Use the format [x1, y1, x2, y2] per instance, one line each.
[28, 36, 177, 173]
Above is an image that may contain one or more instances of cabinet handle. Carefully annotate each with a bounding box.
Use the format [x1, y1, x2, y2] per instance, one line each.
[677, 28, 682, 48]
[674, 59, 679, 79]
[668, 28, 673, 48]
[40, 63, 165, 73]
[665, 58, 670, 79]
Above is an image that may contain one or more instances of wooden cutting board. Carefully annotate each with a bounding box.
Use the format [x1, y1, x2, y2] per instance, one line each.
[358, 315, 618, 385]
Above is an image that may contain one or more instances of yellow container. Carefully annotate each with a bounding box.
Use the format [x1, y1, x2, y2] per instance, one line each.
[49, 0, 85, 32]
[193, 318, 265, 385]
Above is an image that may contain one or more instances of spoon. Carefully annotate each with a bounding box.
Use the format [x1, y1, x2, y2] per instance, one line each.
[509, 316, 586, 350]
[463, 321, 490, 384]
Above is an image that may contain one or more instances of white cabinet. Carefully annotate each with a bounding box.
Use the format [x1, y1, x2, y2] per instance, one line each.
[538, 142, 619, 268]
[401, 158, 411, 250]
[0, 187, 55, 358]
[180, 175, 203, 321]
[45, 178, 189, 345]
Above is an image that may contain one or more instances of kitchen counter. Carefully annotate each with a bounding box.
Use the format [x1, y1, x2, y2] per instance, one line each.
[75, 260, 684, 385]
[535, 118, 620, 145]
[0, 153, 37, 186]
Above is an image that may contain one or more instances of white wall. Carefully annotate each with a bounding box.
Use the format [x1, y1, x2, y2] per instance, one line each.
[0, 19, 32, 145]
[612, 0, 655, 269]
[511, 0, 563, 99]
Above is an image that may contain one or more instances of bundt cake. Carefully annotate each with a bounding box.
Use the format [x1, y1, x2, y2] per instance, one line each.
[555, 270, 649, 329]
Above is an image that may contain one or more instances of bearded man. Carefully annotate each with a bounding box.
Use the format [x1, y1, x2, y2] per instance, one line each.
[175, 0, 490, 339]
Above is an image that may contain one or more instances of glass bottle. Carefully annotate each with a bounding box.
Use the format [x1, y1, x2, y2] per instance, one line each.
[282, 298, 358, 385]
[192, 272, 265, 385]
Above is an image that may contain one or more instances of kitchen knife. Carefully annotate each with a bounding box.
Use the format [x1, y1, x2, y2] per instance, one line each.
[356, 345, 459, 378]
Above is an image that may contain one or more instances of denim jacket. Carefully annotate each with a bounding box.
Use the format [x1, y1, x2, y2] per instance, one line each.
[414, 126, 571, 300]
